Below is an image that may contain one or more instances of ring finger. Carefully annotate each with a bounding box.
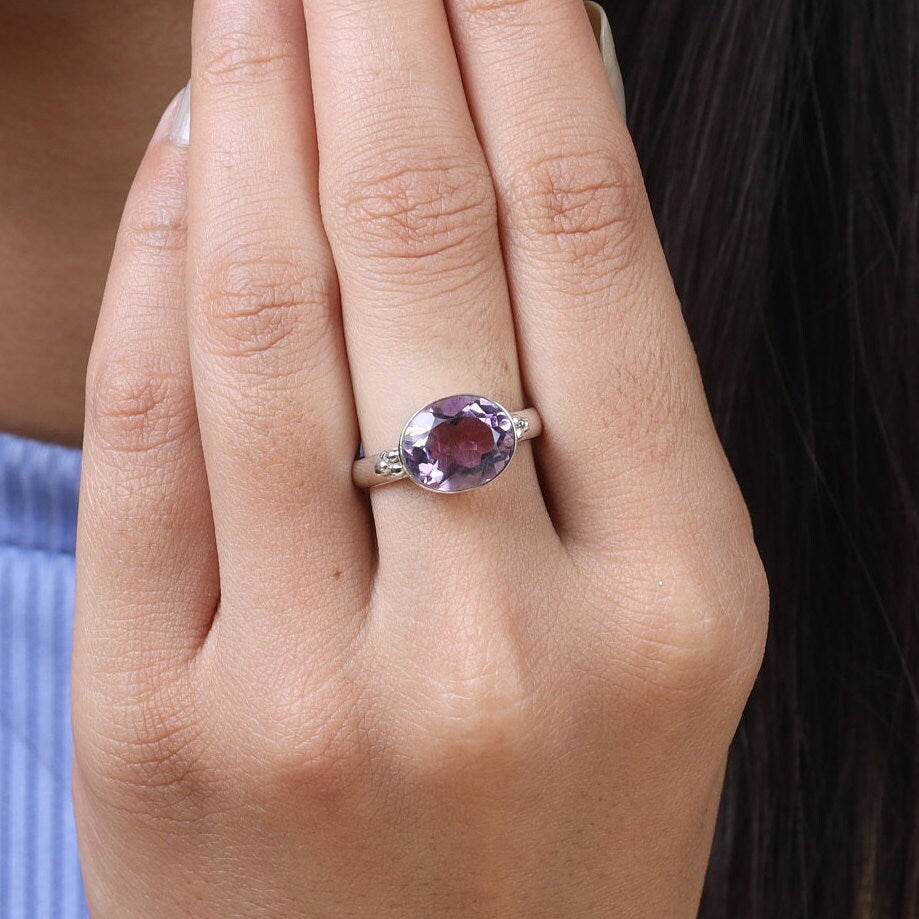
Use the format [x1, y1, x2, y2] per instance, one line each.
[302, 0, 554, 584]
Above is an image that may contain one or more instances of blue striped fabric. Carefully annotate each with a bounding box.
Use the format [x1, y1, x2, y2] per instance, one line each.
[0, 431, 87, 917]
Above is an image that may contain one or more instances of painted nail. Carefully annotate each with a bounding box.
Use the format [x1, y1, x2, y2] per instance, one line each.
[584, 1, 627, 119]
[170, 82, 191, 147]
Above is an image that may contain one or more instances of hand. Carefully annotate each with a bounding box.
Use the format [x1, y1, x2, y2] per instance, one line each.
[73, 0, 768, 915]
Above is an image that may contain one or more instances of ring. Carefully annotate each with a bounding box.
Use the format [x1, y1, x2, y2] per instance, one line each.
[352, 394, 542, 493]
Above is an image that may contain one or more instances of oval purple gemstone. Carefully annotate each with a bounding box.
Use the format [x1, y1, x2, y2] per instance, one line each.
[400, 395, 516, 493]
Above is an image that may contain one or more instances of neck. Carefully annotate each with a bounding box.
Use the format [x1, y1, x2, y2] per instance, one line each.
[0, 1, 191, 446]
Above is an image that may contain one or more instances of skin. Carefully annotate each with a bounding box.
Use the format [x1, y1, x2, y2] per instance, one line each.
[0, 0, 192, 445]
[7, 0, 769, 914]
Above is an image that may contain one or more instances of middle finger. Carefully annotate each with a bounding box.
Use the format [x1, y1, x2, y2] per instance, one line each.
[188, 0, 372, 644]
[303, 0, 552, 575]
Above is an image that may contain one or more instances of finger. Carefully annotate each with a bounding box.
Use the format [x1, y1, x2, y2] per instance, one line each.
[584, 0, 627, 118]
[445, 0, 737, 544]
[187, 0, 373, 644]
[76, 90, 217, 682]
[302, 0, 553, 577]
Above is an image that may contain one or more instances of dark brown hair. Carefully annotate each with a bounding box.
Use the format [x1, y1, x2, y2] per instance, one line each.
[606, 1, 918, 915]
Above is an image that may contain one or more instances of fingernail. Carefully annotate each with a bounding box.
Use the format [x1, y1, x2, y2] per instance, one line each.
[584, 1, 627, 119]
[170, 81, 191, 147]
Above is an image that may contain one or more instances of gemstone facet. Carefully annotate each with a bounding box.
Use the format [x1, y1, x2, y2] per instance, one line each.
[399, 395, 517, 492]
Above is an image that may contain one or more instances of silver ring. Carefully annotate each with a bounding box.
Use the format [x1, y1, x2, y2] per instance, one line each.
[352, 394, 542, 493]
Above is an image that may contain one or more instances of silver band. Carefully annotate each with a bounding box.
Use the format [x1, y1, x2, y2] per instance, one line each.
[353, 407, 542, 490]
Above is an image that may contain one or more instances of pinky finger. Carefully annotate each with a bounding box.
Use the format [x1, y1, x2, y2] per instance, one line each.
[74, 87, 217, 692]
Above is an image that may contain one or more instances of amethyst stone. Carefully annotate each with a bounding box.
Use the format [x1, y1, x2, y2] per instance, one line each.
[400, 395, 517, 493]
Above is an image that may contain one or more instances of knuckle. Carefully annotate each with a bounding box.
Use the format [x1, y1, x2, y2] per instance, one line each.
[229, 676, 369, 810]
[122, 166, 188, 256]
[399, 627, 533, 779]
[123, 209, 187, 256]
[459, 0, 537, 23]
[628, 523, 769, 703]
[198, 29, 299, 87]
[631, 604, 759, 705]
[506, 148, 646, 273]
[256, 723, 367, 811]
[327, 153, 495, 264]
[73, 679, 209, 814]
[86, 354, 195, 457]
[195, 253, 333, 362]
[720, 521, 771, 677]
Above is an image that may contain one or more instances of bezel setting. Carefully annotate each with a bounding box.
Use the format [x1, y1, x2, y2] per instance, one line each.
[398, 394, 518, 493]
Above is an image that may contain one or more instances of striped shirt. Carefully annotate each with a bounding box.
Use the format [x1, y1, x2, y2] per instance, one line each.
[0, 431, 87, 917]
